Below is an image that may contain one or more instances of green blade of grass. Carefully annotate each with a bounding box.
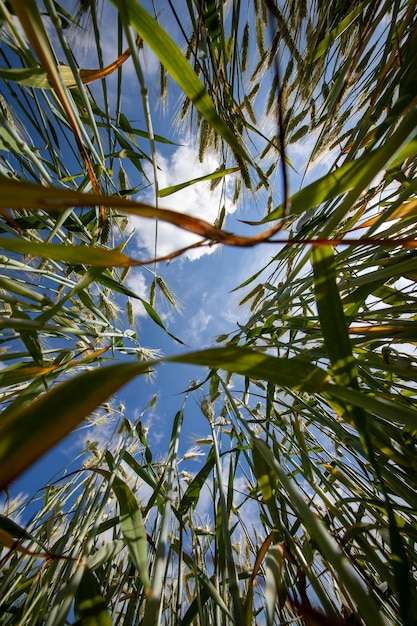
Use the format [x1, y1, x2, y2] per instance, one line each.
[74, 567, 112, 626]
[140, 299, 185, 344]
[264, 130, 417, 224]
[175, 346, 417, 430]
[142, 408, 184, 625]
[0, 361, 152, 490]
[94, 470, 150, 592]
[122, 450, 159, 492]
[265, 543, 285, 626]
[0, 67, 47, 87]
[111, 0, 250, 161]
[0, 237, 139, 267]
[312, 246, 359, 390]
[158, 167, 239, 198]
[0, 514, 44, 548]
[173, 541, 234, 625]
[2, 345, 416, 493]
[311, 1, 369, 62]
[177, 448, 215, 517]
[253, 437, 389, 626]
[169, 346, 330, 392]
[251, 442, 281, 529]
[210, 424, 244, 624]
[86, 540, 125, 571]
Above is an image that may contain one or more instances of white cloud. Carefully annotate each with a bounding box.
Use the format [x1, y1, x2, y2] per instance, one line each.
[125, 267, 149, 317]
[187, 309, 214, 345]
[130, 145, 237, 261]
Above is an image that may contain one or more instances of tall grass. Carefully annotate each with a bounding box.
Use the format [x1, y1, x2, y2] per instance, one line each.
[1, 0, 417, 624]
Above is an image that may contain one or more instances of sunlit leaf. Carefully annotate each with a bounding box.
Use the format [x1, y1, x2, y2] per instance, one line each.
[177, 448, 215, 516]
[111, 0, 250, 161]
[0, 361, 152, 489]
[94, 470, 150, 591]
[0, 237, 139, 267]
[253, 438, 388, 626]
[158, 167, 239, 198]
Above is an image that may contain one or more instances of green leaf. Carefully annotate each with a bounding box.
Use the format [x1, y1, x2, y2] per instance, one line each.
[140, 299, 185, 344]
[264, 116, 417, 223]
[117, 114, 179, 145]
[313, 246, 358, 389]
[253, 438, 388, 626]
[322, 384, 417, 429]
[74, 567, 112, 626]
[10, 306, 44, 368]
[252, 443, 275, 503]
[264, 157, 368, 222]
[311, 2, 369, 62]
[251, 442, 281, 529]
[0, 361, 153, 490]
[168, 346, 330, 392]
[293, 415, 313, 482]
[2, 345, 416, 495]
[0, 275, 51, 304]
[111, 0, 250, 161]
[158, 167, 239, 198]
[265, 544, 285, 626]
[0, 66, 67, 89]
[122, 450, 159, 492]
[0, 514, 45, 549]
[177, 448, 215, 517]
[174, 542, 233, 626]
[94, 470, 150, 591]
[0, 237, 138, 267]
[86, 540, 125, 571]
